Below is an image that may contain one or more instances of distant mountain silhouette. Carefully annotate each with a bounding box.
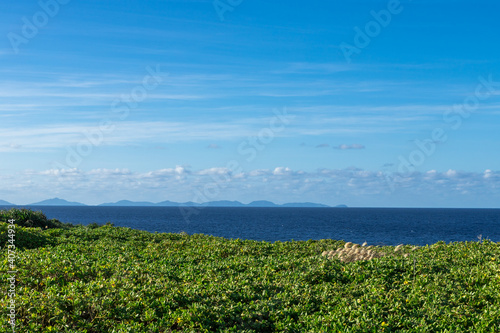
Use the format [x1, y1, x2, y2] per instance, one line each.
[156, 200, 185, 207]
[29, 198, 86, 206]
[9, 198, 334, 207]
[98, 200, 331, 207]
[282, 202, 330, 208]
[205, 200, 245, 207]
[247, 200, 277, 207]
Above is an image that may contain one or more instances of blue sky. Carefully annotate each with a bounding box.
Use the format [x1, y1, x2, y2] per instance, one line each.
[1, 0, 499, 207]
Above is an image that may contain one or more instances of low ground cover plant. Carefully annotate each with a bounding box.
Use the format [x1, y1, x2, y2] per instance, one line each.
[1, 208, 499, 332]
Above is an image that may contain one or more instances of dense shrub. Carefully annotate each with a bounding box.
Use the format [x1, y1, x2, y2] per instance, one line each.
[0, 222, 55, 250]
[0, 208, 72, 229]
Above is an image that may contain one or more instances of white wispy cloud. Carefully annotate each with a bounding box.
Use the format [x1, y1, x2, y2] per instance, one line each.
[333, 144, 365, 150]
[0, 121, 263, 151]
[272, 62, 358, 74]
[0, 113, 382, 152]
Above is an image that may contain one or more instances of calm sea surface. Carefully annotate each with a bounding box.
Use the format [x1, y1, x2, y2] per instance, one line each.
[4, 206, 500, 246]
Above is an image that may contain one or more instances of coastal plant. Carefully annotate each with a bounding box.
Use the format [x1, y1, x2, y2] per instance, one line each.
[0, 222, 55, 250]
[0, 221, 499, 332]
[322, 241, 420, 263]
[321, 241, 385, 262]
[0, 208, 71, 229]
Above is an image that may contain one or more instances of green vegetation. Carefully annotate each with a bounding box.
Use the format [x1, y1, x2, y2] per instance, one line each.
[0, 208, 73, 230]
[1, 208, 500, 332]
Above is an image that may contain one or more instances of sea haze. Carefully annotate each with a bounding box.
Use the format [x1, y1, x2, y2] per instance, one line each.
[9, 206, 500, 246]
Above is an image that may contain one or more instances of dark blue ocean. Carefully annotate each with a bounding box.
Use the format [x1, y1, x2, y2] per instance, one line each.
[4, 206, 500, 246]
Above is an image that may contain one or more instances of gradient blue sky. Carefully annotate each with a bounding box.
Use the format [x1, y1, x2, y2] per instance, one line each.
[1, 0, 499, 207]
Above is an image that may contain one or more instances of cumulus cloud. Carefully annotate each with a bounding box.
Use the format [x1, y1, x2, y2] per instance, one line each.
[197, 167, 231, 176]
[248, 169, 270, 177]
[88, 168, 132, 176]
[315, 143, 330, 148]
[273, 167, 292, 175]
[333, 144, 365, 150]
[1, 167, 499, 207]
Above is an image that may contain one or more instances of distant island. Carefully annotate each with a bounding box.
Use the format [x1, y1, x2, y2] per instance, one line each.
[28, 198, 87, 206]
[0, 197, 347, 208]
[98, 199, 333, 208]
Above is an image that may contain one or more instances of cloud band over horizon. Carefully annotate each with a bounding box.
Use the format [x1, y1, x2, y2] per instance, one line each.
[1, 167, 498, 208]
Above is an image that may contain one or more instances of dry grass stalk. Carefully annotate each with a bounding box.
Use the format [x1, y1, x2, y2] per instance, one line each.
[322, 242, 386, 263]
[322, 242, 417, 263]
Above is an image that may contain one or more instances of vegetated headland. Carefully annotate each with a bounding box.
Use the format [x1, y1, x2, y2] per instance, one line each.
[1, 208, 499, 332]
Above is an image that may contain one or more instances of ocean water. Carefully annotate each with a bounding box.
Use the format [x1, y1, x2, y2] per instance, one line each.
[3, 206, 500, 246]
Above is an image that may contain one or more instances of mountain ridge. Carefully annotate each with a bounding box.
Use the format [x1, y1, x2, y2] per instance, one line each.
[1, 198, 344, 208]
[29, 198, 87, 206]
[99, 199, 333, 207]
